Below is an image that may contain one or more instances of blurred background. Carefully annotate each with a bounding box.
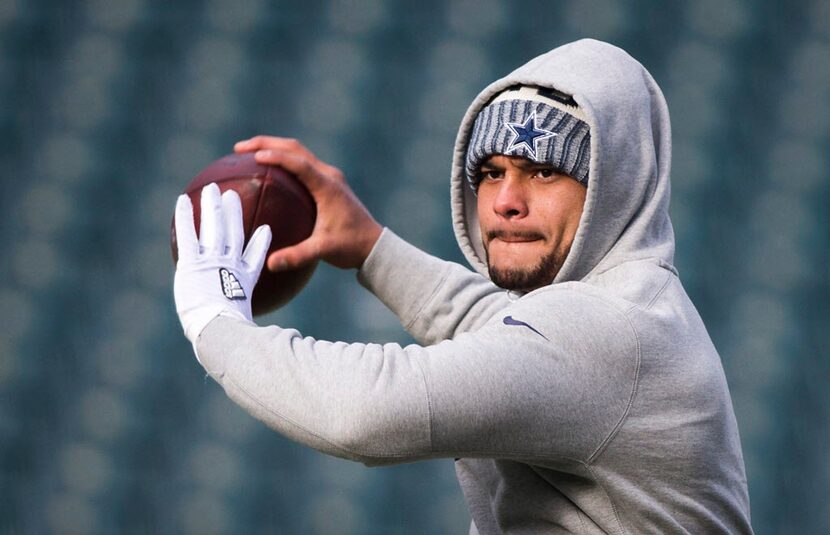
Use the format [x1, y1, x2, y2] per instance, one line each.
[0, 0, 827, 533]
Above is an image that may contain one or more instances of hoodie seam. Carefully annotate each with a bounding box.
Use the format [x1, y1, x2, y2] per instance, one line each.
[585, 256, 675, 283]
[583, 462, 630, 535]
[587, 307, 642, 465]
[404, 266, 452, 332]
[411, 354, 435, 454]
[645, 270, 672, 310]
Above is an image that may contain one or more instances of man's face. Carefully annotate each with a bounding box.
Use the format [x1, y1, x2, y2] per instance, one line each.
[476, 155, 587, 292]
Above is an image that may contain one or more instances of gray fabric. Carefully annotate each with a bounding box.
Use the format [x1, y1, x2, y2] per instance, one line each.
[465, 96, 590, 188]
[194, 39, 753, 534]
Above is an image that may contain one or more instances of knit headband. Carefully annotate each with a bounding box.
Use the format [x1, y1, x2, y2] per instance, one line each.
[465, 85, 591, 188]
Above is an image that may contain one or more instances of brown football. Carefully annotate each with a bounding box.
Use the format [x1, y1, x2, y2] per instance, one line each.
[171, 152, 317, 315]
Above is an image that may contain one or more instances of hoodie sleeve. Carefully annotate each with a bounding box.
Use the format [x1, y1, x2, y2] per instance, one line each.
[356, 228, 510, 345]
[194, 289, 639, 466]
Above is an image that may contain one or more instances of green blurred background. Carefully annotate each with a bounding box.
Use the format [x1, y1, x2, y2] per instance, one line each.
[1, 0, 828, 533]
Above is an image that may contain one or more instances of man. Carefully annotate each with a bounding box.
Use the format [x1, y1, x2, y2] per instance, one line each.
[174, 39, 753, 533]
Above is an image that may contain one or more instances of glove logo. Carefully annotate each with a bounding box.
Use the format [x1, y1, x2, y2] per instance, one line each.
[219, 268, 246, 300]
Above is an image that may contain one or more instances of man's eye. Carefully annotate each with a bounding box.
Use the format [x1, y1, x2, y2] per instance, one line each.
[536, 168, 555, 178]
[480, 170, 502, 180]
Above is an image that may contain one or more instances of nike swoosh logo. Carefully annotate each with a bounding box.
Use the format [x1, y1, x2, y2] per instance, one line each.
[503, 316, 549, 341]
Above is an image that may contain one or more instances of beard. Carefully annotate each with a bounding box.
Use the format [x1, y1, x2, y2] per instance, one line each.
[484, 230, 568, 292]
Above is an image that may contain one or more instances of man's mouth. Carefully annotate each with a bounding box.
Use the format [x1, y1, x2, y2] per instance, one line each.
[486, 230, 545, 244]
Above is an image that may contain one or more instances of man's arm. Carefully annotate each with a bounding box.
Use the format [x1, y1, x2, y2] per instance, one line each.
[194, 293, 638, 467]
[234, 136, 510, 344]
[357, 228, 510, 345]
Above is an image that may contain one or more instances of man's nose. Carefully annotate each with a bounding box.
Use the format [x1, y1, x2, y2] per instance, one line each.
[493, 177, 529, 219]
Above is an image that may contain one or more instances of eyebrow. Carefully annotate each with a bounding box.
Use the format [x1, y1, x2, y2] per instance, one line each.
[479, 161, 504, 171]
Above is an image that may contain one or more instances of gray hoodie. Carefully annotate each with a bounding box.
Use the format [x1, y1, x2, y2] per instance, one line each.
[195, 39, 753, 534]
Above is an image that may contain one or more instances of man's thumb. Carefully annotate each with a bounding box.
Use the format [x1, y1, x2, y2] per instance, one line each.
[267, 239, 319, 272]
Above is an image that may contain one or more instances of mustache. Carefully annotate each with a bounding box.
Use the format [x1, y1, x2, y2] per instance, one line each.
[486, 229, 545, 241]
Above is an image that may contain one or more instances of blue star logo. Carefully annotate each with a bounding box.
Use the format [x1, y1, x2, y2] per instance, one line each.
[504, 112, 556, 159]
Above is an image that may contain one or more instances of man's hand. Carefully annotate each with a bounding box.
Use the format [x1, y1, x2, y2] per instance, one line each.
[174, 183, 272, 343]
[234, 136, 383, 272]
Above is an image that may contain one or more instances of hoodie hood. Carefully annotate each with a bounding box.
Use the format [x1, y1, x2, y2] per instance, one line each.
[451, 39, 676, 285]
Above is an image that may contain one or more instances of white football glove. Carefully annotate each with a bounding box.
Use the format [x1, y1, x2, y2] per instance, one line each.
[173, 182, 272, 344]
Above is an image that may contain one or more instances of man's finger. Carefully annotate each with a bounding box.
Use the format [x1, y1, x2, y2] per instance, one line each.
[200, 183, 225, 255]
[267, 238, 321, 272]
[234, 136, 312, 158]
[252, 149, 327, 193]
[174, 195, 199, 261]
[222, 190, 244, 258]
[242, 224, 272, 277]
[233, 136, 268, 153]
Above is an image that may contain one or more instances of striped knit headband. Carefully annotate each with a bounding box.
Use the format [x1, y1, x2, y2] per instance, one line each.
[465, 85, 591, 188]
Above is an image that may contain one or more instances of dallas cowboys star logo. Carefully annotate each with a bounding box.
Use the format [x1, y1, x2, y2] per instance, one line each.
[504, 112, 556, 159]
